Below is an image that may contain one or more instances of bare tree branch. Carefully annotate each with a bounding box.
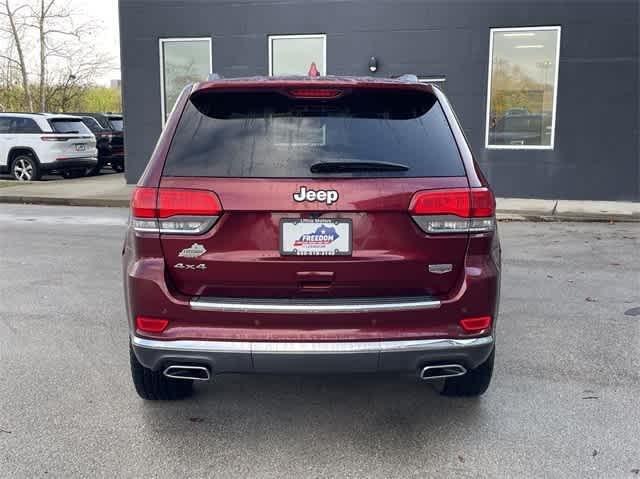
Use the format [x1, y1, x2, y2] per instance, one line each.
[27, 0, 112, 110]
[0, 0, 116, 112]
[1, 0, 33, 111]
[0, 52, 21, 65]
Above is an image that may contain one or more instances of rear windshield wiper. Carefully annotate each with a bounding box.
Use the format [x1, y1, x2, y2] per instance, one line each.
[310, 160, 409, 173]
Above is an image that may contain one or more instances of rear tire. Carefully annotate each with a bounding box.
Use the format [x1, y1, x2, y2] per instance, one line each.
[87, 161, 103, 176]
[11, 155, 40, 181]
[440, 348, 494, 397]
[130, 346, 194, 400]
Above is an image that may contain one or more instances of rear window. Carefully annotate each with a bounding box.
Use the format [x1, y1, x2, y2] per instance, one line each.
[82, 117, 105, 132]
[48, 118, 91, 134]
[108, 118, 123, 131]
[163, 88, 465, 178]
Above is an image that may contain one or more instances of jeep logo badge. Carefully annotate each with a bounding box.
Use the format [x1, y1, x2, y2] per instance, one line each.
[293, 186, 339, 205]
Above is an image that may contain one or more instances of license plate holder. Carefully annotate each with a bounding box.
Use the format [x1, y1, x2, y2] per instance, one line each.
[280, 218, 352, 256]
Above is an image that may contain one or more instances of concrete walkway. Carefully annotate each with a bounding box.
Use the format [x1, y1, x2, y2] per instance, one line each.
[0, 173, 638, 221]
[0, 173, 134, 208]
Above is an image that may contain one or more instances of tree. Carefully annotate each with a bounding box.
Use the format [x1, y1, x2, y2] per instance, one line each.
[0, 0, 115, 112]
[29, 0, 99, 111]
[0, 0, 34, 110]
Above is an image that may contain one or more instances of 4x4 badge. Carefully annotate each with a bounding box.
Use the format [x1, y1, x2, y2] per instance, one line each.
[178, 243, 206, 258]
[174, 263, 207, 270]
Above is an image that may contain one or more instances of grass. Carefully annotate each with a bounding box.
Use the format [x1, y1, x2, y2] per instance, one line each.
[0, 180, 18, 188]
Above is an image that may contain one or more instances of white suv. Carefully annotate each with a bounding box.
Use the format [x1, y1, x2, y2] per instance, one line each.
[0, 113, 98, 181]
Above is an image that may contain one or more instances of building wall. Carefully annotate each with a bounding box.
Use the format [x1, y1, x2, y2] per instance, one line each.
[119, 0, 639, 201]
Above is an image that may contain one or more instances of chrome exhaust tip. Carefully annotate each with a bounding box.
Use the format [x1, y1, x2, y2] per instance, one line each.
[163, 365, 211, 381]
[419, 364, 467, 380]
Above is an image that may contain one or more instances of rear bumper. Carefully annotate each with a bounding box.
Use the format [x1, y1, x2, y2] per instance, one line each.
[40, 158, 97, 172]
[124, 251, 500, 343]
[131, 335, 494, 374]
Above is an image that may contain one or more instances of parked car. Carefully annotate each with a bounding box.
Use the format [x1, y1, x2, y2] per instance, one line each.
[489, 113, 551, 145]
[124, 76, 501, 400]
[504, 107, 530, 116]
[67, 112, 125, 174]
[0, 113, 98, 181]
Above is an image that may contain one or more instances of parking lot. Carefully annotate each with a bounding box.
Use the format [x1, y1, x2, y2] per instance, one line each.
[0, 204, 638, 478]
[0, 169, 121, 183]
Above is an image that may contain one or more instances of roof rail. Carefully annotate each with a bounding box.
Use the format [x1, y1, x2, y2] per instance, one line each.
[208, 73, 223, 81]
[395, 74, 419, 82]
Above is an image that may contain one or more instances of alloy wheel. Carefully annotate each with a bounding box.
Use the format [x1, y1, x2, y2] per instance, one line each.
[14, 158, 34, 181]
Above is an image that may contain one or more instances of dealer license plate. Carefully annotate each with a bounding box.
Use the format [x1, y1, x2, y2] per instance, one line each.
[280, 218, 352, 256]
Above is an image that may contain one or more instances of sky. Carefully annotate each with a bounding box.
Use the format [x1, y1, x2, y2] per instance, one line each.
[81, 0, 120, 85]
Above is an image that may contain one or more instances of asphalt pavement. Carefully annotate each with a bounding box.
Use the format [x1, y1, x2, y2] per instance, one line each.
[0, 204, 638, 478]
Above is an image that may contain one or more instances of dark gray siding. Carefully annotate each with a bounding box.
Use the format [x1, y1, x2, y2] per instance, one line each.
[119, 0, 639, 201]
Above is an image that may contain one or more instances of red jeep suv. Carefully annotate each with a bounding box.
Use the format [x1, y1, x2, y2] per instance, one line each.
[123, 76, 501, 400]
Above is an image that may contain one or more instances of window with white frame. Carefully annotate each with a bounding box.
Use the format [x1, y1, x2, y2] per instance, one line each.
[268, 34, 326, 76]
[159, 38, 212, 122]
[485, 26, 561, 149]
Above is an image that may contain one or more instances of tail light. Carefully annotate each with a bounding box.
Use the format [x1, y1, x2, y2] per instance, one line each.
[130, 187, 222, 234]
[409, 188, 495, 234]
[41, 136, 69, 142]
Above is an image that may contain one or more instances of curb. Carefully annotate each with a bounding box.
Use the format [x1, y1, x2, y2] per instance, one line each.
[0, 195, 130, 208]
[496, 213, 638, 223]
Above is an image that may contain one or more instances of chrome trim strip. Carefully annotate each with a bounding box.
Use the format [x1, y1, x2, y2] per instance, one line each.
[133, 336, 252, 353]
[189, 297, 441, 314]
[131, 335, 493, 355]
[253, 341, 379, 354]
[377, 337, 493, 352]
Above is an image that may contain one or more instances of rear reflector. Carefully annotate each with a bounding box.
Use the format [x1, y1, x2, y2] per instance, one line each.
[288, 88, 342, 98]
[136, 316, 169, 333]
[130, 187, 222, 234]
[409, 187, 495, 234]
[460, 316, 492, 332]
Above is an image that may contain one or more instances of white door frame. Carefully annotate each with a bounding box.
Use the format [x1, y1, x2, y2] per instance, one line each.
[267, 34, 327, 76]
[159, 37, 213, 125]
[484, 25, 561, 150]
